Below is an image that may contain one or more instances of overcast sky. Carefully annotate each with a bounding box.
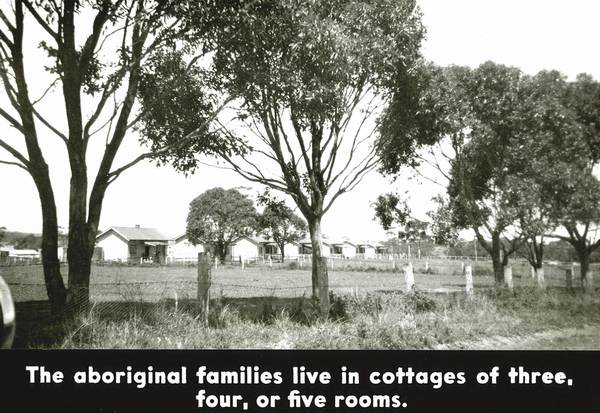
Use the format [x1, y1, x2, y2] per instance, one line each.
[1, 0, 599, 240]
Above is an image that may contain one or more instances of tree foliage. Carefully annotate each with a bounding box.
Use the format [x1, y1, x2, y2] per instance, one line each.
[0, 1, 245, 313]
[257, 191, 307, 261]
[427, 195, 459, 247]
[147, 0, 426, 312]
[186, 188, 258, 262]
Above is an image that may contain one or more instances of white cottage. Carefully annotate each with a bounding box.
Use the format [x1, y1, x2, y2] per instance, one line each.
[168, 234, 205, 262]
[227, 236, 265, 261]
[357, 242, 376, 259]
[95, 226, 170, 264]
[330, 239, 357, 259]
[298, 238, 331, 257]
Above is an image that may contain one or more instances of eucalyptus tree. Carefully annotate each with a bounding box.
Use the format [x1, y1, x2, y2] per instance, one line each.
[157, 0, 427, 312]
[380, 62, 526, 286]
[0, 1, 239, 313]
[506, 71, 600, 291]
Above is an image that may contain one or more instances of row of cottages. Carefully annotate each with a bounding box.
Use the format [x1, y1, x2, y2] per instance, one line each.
[94, 226, 388, 263]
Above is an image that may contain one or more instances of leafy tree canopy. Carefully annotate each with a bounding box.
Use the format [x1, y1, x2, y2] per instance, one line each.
[186, 188, 258, 260]
[257, 191, 307, 259]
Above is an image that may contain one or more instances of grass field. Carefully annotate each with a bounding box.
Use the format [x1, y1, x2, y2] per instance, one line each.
[2, 260, 599, 350]
[2, 258, 587, 303]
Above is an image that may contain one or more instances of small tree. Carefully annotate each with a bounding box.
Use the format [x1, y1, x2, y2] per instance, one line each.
[257, 192, 307, 262]
[373, 192, 431, 258]
[427, 195, 459, 248]
[186, 188, 258, 263]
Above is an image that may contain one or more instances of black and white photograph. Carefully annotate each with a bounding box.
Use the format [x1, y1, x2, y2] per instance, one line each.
[0, 0, 599, 356]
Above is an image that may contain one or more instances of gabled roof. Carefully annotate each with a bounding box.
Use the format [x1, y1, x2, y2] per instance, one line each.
[232, 235, 268, 246]
[329, 239, 356, 247]
[299, 237, 332, 246]
[97, 226, 170, 241]
[356, 242, 376, 248]
[9, 249, 40, 256]
[173, 234, 188, 243]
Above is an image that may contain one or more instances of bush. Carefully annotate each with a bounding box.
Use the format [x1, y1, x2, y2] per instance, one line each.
[405, 290, 437, 313]
[285, 261, 300, 270]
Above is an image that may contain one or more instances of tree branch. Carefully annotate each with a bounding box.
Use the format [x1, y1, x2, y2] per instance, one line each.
[0, 158, 28, 171]
[21, 0, 60, 42]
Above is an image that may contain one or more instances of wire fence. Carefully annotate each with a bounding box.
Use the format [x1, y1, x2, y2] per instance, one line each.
[1, 257, 594, 304]
[1, 257, 597, 346]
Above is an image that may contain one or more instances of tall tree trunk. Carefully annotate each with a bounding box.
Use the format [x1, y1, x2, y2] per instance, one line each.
[577, 248, 593, 293]
[34, 174, 67, 315]
[490, 233, 504, 287]
[67, 169, 92, 312]
[308, 217, 329, 315]
[279, 241, 285, 262]
[216, 242, 227, 264]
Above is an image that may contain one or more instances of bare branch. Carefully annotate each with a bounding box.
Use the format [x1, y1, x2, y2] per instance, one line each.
[0, 136, 29, 166]
[0, 9, 15, 32]
[21, 0, 60, 42]
[0, 158, 28, 171]
[31, 107, 68, 143]
[0, 106, 24, 132]
[31, 77, 59, 105]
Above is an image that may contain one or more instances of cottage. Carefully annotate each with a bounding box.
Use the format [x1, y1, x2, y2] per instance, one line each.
[168, 234, 205, 261]
[227, 236, 266, 261]
[375, 243, 389, 258]
[298, 238, 332, 257]
[329, 239, 357, 259]
[260, 240, 301, 260]
[95, 225, 170, 264]
[356, 242, 376, 259]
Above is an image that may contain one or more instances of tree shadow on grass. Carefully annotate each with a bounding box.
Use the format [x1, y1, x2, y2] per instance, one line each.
[12, 295, 324, 349]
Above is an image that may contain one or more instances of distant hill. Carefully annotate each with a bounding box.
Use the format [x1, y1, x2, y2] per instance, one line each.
[0, 231, 42, 249]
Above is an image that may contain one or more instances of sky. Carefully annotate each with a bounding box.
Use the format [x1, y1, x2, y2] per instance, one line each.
[0, 0, 599, 240]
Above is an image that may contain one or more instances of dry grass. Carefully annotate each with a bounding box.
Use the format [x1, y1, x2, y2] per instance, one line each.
[12, 287, 600, 350]
[3, 262, 599, 349]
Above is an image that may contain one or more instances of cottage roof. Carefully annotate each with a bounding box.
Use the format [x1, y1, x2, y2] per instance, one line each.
[98, 226, 170, 241]
[9, 249, 39, 256]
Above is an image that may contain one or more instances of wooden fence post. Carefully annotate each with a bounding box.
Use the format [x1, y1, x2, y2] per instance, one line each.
[535, 266, 545, 290]
[425, 261, 430, 273]
[214, 256, 218, 270]
[404, 262, 415, 292]
[504, 266, 513, 290]
[583, 270, 594, 294]
[241, 256, 245, 271]
[465, 264, 473, 297]
[566, 268, 573, 289]
[197, 252, 212, 326]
